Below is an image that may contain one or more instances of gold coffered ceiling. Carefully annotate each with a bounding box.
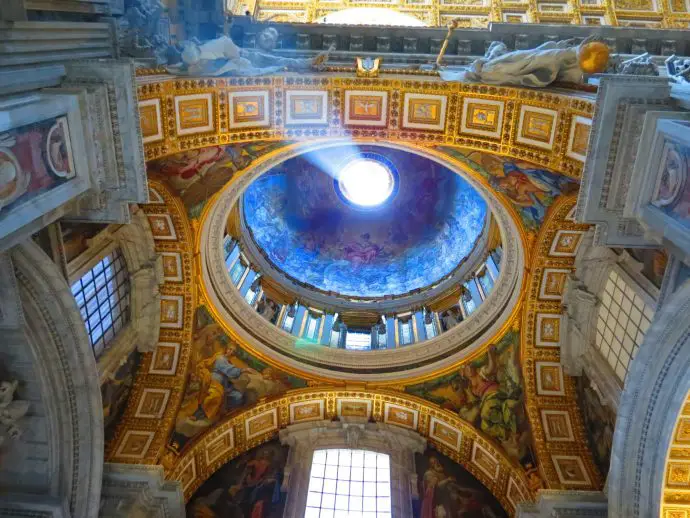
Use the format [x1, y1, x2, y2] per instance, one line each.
[229, 0, 690, 27]
[137, 75, 594, 178]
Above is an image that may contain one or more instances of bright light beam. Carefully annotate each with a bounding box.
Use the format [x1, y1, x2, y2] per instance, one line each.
[338, 158, 394, 207]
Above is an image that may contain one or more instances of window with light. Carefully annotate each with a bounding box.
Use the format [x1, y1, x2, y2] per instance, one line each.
[229, 257, 248, 286]
[306, 449, 392, 518]
[399, 318, 413, 345]
[71, 248, 130, 358]
[595, 269, 654, 382]
[345, 328, 372, 350]
[304, 312, 321, 341]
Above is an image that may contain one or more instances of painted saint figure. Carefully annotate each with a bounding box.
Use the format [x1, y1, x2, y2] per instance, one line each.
[490, 161, 577, 223]
[188, 441, 288, 518]
[418, 453, 504, 517]
[191, 343, 255, 421]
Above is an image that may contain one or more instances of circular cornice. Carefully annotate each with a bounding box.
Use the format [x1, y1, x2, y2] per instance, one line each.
[198, 139, 526, 382]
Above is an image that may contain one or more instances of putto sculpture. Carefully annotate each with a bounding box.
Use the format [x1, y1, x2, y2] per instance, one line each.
[119, 0, 170, 64]
[168, 27, 334, 77]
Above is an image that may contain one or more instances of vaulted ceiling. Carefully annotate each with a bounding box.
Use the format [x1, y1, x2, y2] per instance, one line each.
[105, 75, 601, 516]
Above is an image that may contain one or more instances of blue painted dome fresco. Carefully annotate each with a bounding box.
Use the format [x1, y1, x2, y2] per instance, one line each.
[242, 145, 488, 298]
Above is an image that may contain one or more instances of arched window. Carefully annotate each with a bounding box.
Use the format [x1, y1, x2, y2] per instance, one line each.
[595, 268, 655, 383]
[305, 449, 392, 518]
[71, 247, 131, 358]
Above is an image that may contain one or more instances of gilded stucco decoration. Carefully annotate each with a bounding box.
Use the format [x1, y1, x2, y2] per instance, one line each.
[106, 181, 197, 464]
[231, 0, 690, 28]
[519, 195, 603, 490]
[136, 75, 594, 178]
[661, 388, 690, 517]
[167, 388, 534, 515]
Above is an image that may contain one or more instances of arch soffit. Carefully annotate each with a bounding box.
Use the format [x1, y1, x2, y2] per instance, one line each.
[519, 196, 603, 491]
[168, 388, 534, 516]
[136, 75, 593, 179]
[608, 277, 690, 518]
[106, 181, 197, 466]
[197, 139, 528, 382]
[11, 241, 104, 518]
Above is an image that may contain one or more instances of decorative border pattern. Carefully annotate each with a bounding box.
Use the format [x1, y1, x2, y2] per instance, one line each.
[661, 389, 690, 516]
[520, 196, 603, 490]
[137, 77, 594, 178]
[166, 389, 534, 516]
[106, 180, 196, 464]
[239, 0, 690, 30]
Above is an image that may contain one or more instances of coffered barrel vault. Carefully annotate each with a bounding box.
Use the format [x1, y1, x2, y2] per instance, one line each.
[136, 75, 594, 178]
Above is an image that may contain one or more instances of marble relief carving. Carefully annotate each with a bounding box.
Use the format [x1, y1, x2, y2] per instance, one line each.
[653, 140, 690, 228]
[0, 116, 76, 213]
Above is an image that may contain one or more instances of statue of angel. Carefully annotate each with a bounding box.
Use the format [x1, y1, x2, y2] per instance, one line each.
[167, 27, 334, 77]
[439, 36, 608, 88]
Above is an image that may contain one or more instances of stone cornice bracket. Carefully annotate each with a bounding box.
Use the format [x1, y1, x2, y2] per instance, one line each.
[62, 59, 149, 224]
[576, 75, 673, 247]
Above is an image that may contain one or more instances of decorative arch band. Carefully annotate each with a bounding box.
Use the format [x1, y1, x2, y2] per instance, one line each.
[167, 388, 534, 516]
[137, 75, 594, 178]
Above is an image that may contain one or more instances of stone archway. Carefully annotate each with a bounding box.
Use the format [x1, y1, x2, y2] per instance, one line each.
[607, 278, 690, 518]
[0, 241, 103, 517]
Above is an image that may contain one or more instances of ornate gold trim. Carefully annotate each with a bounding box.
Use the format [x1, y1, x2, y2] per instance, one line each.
[166, 388, 535, 515]
[519, 195, 603, 490]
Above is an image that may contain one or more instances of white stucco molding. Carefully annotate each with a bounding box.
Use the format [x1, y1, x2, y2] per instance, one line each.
[561, 229, 650, 411]
[10, 240, 104, 518]
[607, 278, 690, 518]
[517, 490, 607, 518]
[97, 205, 163, 378]
[279, 419, 427, 518]
[100, 464, 184, 518]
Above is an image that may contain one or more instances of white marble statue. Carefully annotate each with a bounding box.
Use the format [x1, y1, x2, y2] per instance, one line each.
[667, 55, 690, 84]
[440, 39, 588, 87]
[168, 28, 333, 77]
[607, 53, 658, 76]
[0, 380, 29, 447]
